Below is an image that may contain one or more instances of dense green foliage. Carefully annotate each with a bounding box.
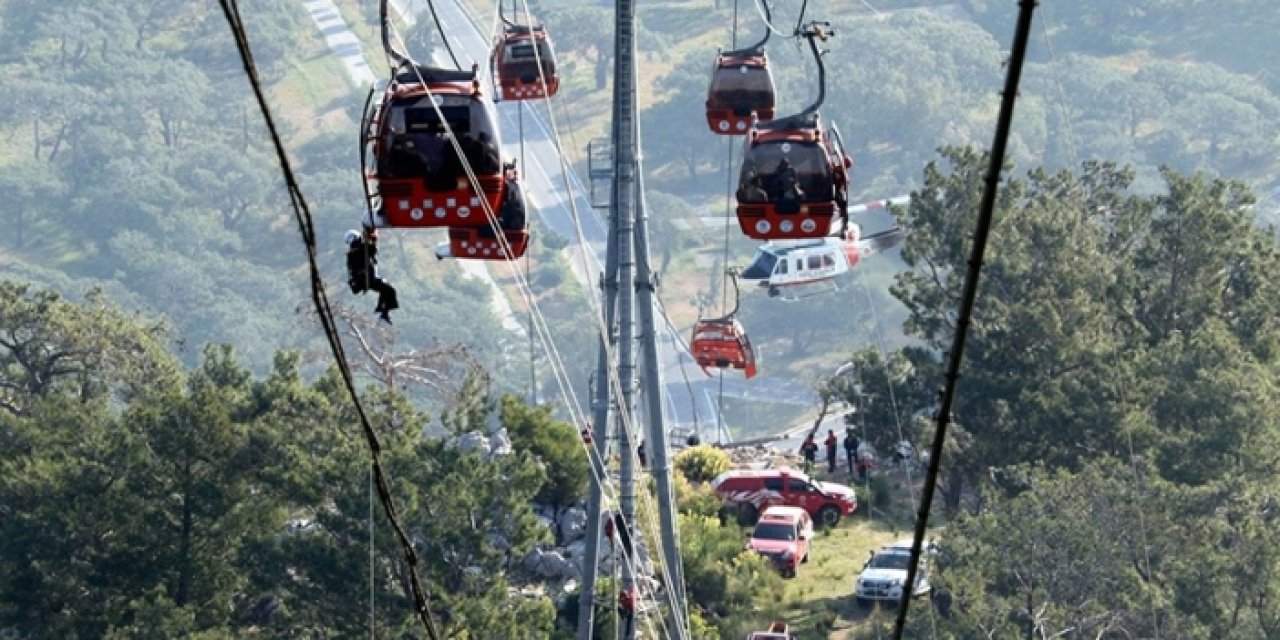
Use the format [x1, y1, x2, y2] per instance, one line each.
[841, 148, 1280, 636]
[501, 394, 589, 507]
[0, 282, 560, 637]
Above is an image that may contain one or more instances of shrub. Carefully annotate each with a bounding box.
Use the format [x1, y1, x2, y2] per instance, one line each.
[868, 474, 893, 510]
[674, 473, 724, 518]
[500, 395, 588, 507]
[674, 445, 732, 483]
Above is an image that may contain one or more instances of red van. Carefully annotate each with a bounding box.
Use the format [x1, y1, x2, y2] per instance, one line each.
[711, 467, 857, 528]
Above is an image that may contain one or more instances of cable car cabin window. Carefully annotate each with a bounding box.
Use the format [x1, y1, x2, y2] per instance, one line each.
[708, 65, 775, 113]
[740, 141, 833, 204]
[775, 259, 787, 275]
[808, 255, 822, 270]
[507, 42, 553, 60]
[503, 42, 555, 80]
[822, 254, 835, 268]
[405, 106, 470, 134]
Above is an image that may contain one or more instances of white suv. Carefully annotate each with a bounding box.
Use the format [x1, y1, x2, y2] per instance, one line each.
[853, 539, 933, 606]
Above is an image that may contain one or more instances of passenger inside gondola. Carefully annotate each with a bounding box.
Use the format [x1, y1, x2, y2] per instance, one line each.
[386, 134, 428, 177]
[477, 174, 525, 239]
[766, 158, 803, 201]
[739, 142, 834, 208]
[737, 170, 768, 203]
[460, 130, 501, 174]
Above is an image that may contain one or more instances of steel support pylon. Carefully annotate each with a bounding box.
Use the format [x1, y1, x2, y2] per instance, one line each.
[577, 0, 688, 638]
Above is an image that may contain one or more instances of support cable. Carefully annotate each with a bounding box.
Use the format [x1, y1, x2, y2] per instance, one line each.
[891, 1, 1038, 637]
[424, 0, 460, 69]
[858, 274, 940, 640]
[218, 3, 443, 637]
[1036, 5, 1080, 172]
[654, 298, 702, 443]
[715, 0, 741, 448]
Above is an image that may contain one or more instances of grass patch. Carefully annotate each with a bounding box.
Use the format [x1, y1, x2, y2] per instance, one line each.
[776, 519, 898, 639]
[772, 517, 941, 639]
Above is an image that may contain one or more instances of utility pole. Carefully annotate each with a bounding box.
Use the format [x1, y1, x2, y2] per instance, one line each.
[578, 0, 688, 637]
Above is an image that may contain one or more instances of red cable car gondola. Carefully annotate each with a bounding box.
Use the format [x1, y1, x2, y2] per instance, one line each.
[705, 2, 775, 135]
[735, 22, 850, 241]
[361, 0, 526, 260]
[491, 5, 559, 102]
[690, 272, 758, 378]
[362, 63, 507, 230]
[691, 317, 759, 379]
[434, 162, 529, 260]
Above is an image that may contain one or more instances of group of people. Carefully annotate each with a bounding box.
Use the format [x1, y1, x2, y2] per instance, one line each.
[738, 158, 805, 204]
[385, 128, 501, 184]
[800, 428, 875, 480]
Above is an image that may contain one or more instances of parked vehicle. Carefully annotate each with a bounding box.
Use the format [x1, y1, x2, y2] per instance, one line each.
[747, 506, 813, 578]
[711, 467, 857, 527]
[746, 621, 791, 639]
[853, 538, 934, 606]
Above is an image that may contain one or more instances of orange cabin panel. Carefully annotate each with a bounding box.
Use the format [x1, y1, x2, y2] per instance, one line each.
[691, 319, 758, 379]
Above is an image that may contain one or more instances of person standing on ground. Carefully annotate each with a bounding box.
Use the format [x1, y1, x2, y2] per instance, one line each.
[824, 429, 839, 473]
[799, 435, 818, 474]
[843, 429, 860, 476]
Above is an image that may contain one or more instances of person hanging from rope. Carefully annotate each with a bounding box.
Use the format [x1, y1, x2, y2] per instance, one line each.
[345, 226, 399, 324]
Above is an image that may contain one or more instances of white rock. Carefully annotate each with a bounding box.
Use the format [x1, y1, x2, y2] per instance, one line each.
[558, 507, 588, 542]
[453, 431, 491, 455]
[488, 428, 513, 457]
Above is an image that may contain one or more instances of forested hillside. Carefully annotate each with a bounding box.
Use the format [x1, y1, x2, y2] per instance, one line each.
[3, 0, 1280, 638]
[844, 149, 1280, 637]
[0, 0, 520, 394]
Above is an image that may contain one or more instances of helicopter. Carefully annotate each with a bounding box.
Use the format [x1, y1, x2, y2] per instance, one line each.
[736, 224, 905, 300]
